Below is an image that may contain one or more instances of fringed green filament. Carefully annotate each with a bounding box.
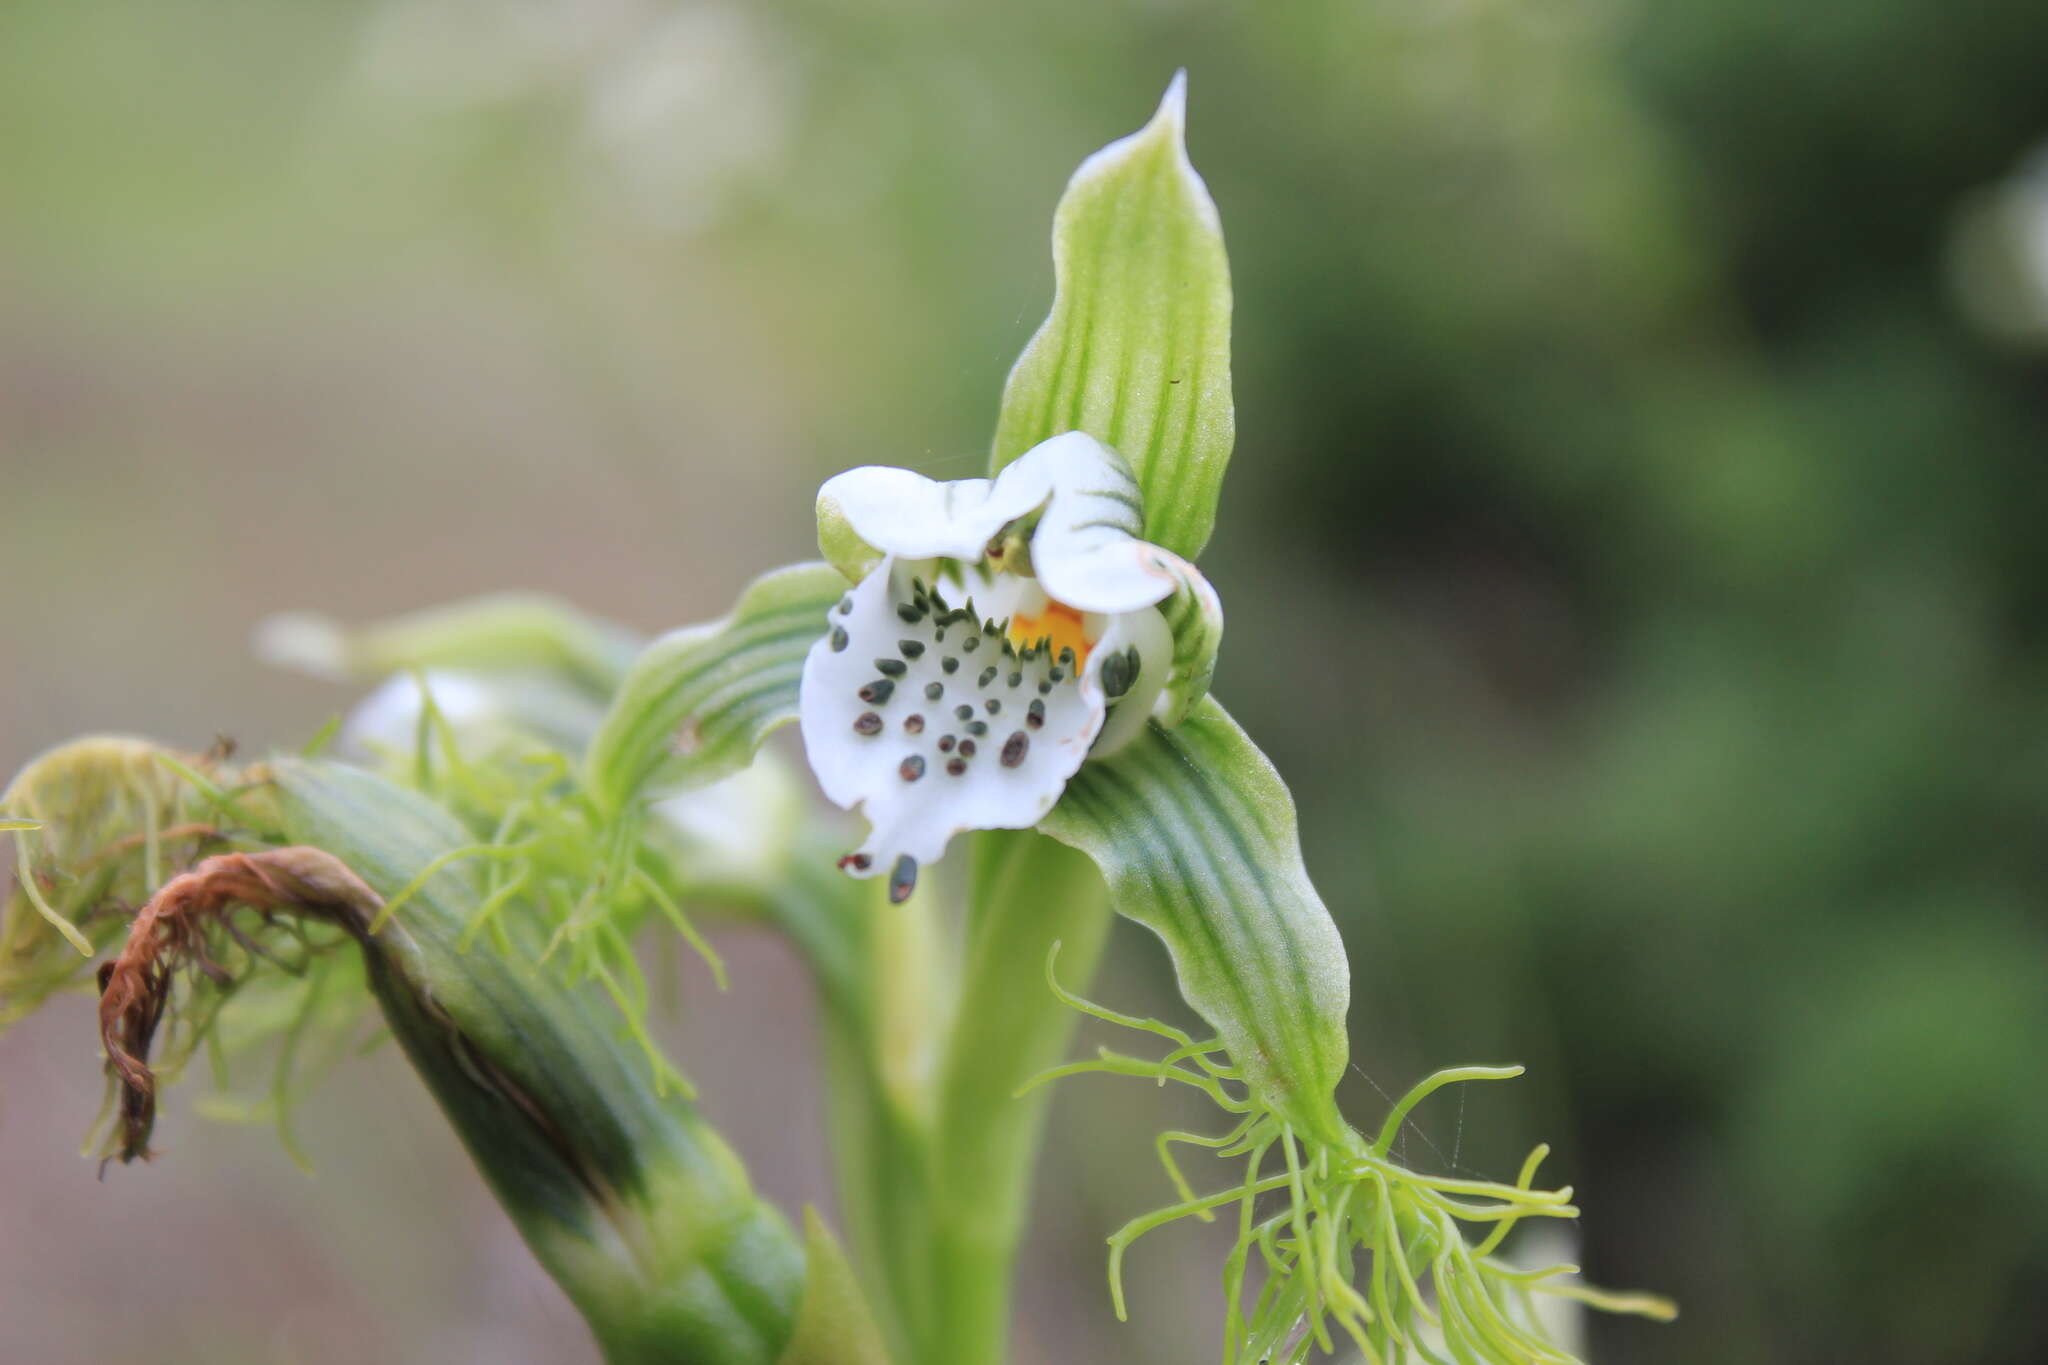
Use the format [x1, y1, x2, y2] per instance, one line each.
[630, 866, 727, 991]
[1370, 1066, 1524, 1158]
[10, 827, 91, 954]
[1033, 970, 1676, 1362]
[371, 677, 732, 1089]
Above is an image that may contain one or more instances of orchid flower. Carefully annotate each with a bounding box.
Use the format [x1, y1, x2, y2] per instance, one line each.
[798, 430, 1218, 900]
[0, 75, 1670, 1365]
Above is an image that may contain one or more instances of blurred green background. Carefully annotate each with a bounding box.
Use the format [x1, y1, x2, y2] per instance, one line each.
[6, 1, 2048, 1361]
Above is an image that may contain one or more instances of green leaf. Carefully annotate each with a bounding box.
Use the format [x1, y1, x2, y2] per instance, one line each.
[777, 1208, 894, 1365]
[272, 757, 809, 1365]
[991, 72, 1234, 562]
[1039, 698, 1350, 1141]
[0, 817, 39, 831]
[584, 562, 845, 815]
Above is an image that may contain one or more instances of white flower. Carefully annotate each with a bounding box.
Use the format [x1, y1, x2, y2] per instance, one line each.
[798, 431, 1216, 900]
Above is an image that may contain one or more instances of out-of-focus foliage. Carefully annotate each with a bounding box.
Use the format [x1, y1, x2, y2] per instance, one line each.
[6, 1, 2048, 1363]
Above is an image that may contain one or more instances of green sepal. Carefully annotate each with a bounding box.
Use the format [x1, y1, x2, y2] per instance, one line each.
[991, 72, 1234, 562]
[0, 818, 39, 831]
[1155, 558, 1223, 726]
[259, 593, 641, 699]
[777, 1208, 894, 1365]
[584, 562, 844, 815]
[816, 495, 882, 585]
[1039, 698, 1350, 1141]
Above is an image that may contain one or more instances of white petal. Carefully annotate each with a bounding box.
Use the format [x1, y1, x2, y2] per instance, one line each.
[342, 671, 493, 755]
[338, 669, 605, 762]
[817, 465, 1049, 563]
[816, 432, 1191, 618]
[1083, 603, 1173, 756]
[998, 431, 1189, 616]
[654, 755, 801, 890]
[797, 558, 1105, 882]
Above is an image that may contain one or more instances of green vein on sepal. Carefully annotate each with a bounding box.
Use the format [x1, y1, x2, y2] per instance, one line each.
[584, 562, 847, 815]
[991, 71, 1235, 562]
[1039, 697, 1349, 1141]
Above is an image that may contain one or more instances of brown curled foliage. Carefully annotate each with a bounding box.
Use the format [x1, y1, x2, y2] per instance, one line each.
[96, 848, 383, 1166]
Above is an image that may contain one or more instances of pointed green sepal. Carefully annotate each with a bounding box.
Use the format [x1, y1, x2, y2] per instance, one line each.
[777, 1208, 894, 1365]
[816, 496, 883, 586]
[1038, 698, 1349, 1141]
[991, 72, 1234, 562]
[584, 563, 845, 814]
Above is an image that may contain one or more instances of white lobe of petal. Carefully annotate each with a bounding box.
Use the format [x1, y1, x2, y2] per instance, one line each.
[995, 431, 1187, 616]
[817, 465, 1048, 563]
[654, 755, 801, 889]
[342, 670, 495, 756]
[797, 557, 1106, 878]
[815, 432, 1190, 618]
[1084, 603, 1174, 757]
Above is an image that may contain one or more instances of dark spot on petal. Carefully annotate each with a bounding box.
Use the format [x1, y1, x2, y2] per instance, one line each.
[889, 856, 918, 903]
[1001, 732, 1029, 767]
[959, 739, 978, 757]
[859, 680, 895, 704]
[904, 714, 925, 733]
[830, 626, 849, 652]
[946, 757, 967, 776]
[899, 755, 926, 782]
[899, 640, 926, 658]
[876, 658, 907, 678]
[854, 712, 883, 735]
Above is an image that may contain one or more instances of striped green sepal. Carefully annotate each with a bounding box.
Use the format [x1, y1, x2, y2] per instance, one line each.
[990, 72, 1234, 563]
[1038, 698, 1350, 1141]
[0, 817, 38, 831]
[1157, 560, 1222, 726]
[258, 593, 641, 699]
[584, 563, 846, 815]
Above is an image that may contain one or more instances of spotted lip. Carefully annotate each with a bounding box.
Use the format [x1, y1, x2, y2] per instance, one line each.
[798, 556, 1133, 897]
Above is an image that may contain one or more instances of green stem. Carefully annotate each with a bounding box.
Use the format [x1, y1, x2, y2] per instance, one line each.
[918, 829, 1113, 1365]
